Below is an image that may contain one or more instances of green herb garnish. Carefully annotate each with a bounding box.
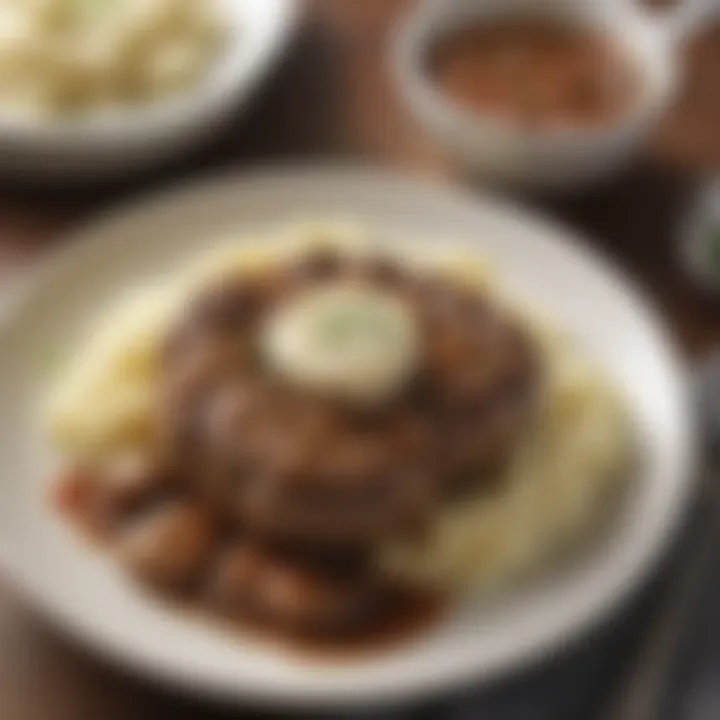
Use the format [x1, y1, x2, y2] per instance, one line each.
[319, 307, 396, 346]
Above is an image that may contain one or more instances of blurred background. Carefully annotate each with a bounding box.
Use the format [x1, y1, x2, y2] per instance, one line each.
[0, 0, 719, 718]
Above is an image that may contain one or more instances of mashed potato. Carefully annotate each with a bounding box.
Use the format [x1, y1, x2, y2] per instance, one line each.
[46, 239, 280, 460]
[46, 224, 631, 592]
[383, 324, 629, 590]
[0, 0, 225, 117]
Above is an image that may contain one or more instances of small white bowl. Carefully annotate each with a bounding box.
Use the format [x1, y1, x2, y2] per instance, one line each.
[391, 0, 707, 190]
[0, 0, 300, 181]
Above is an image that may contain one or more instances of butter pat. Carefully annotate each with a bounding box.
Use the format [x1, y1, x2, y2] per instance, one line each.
[262, 284, 420, 404]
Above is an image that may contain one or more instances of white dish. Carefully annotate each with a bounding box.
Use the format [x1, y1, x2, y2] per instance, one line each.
[0, 167, 695, 708]
[0, 0, 300, 181]
[391, 0, 709, 190]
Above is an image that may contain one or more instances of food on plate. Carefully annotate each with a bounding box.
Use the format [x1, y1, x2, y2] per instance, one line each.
[430, 21, 640, 128]
[47, 224, 631, 649]
[0, 0, 226, 118]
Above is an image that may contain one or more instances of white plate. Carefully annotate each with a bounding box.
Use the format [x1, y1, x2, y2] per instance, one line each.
[0, 168, 696, 708]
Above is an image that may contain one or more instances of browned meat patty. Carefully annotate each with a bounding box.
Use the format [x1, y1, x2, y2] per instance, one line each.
[208, 544, 382, 635]
[53, 249, 540, 644]
[158, 251, 539, 544]
[115, 501, 214, 591]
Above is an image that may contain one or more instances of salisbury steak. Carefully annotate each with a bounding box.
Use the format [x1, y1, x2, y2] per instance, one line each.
[209, 544, 381, 634]
[159, 251, 540, 545]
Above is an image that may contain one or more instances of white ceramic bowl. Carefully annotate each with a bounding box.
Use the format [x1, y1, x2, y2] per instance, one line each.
[392, 0, 707, 190]
[0, 167, 695, 708]
[0, 0, 300, 181]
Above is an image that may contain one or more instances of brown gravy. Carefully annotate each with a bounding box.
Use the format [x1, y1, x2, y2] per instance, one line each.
[51, 472, 447, 656]
[210, 583, 446, 659]
[52, 470, 111, 542]
[430, 22, 640, 128]
[655, 23, 720, 167]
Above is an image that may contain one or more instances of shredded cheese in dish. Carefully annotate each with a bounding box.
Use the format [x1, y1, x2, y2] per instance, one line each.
[0, 0, 226, 118]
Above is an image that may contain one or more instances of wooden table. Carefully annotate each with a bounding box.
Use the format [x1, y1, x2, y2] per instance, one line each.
[0, 3, 719, 718]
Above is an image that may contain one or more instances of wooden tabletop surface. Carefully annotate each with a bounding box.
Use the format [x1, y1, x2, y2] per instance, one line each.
[0, 2, 719, 718]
